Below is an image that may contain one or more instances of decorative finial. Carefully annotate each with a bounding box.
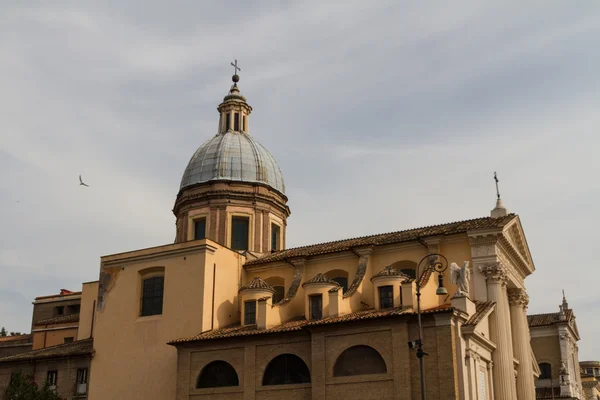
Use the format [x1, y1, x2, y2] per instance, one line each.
[490, 171, 508, 217]
[231, 59, 241, 82]
[562, 290, 569, 310]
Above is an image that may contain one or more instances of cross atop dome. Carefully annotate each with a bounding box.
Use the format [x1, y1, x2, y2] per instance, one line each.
[231, 59, 241, 81]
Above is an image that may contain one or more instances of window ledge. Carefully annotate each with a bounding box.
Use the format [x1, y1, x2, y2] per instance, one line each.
[136, 314, 163, 323]
[190, 386, 244, 395]
[327, 373, 393, 385]
[256, 383, 311, 391]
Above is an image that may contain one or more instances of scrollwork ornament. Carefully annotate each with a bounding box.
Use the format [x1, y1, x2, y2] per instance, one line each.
[508, 289, 529, 308]
[478, 263, 509, 284]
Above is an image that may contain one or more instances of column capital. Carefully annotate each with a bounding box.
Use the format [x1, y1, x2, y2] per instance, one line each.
[508, 288, 529, 308]
[478, 263, 509, 284]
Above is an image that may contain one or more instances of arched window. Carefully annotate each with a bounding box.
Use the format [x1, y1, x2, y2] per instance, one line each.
[538, 363, 552, 379]
[390, 260, 417, 280]
[197, 361, 239, 388]
[265, 277, 285, 303]
[262, 354, 311, 385]
[324, 270, 349, 293]
[539, 363, 552, 380]
[333, 345, 387, 377]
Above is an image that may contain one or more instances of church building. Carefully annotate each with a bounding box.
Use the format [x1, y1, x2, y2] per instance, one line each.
[0, 71, 547, 400]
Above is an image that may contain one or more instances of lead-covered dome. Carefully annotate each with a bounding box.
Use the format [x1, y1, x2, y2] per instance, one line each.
[179, 131, 285, 194]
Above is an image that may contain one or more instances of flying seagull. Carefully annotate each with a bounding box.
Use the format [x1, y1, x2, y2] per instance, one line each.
[79, 175, 90, 187]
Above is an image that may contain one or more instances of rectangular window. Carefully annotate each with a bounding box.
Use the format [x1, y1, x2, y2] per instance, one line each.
[67, 304, 80, 314]
[379, 286, 394, 309]
[141, 276, 165, 316]
[47, 370, 58, 388]
[309, 294, 323, 320]
[271, 223, 281, 251]
[54, 306, 64, 316]
[231, 216, 250, 251]
[242, 115, 246, 132]
[399, 286, 403, 306]
[234, 113, 240, 131]
[194, 218, 206, 240]
[76, 368, 88, 394]
[244, 300, 256, 325]
[225, 113, 231, 131]
[63, 337, 74, 344]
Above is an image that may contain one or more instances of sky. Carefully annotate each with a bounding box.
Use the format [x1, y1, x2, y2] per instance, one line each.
[1, 1, 599, 358]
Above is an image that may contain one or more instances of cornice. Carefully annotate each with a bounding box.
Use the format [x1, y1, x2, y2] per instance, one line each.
[174, 186, 290, 216]
[468, 234, 500, 246]
[102, 243, 218, 267]
[497, 236, 533, 279]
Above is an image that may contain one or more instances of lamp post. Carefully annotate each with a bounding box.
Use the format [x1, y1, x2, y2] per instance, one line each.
[410, 253, 449, 400]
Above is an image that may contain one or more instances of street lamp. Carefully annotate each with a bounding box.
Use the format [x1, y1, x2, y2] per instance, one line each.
[409, 253, 449, 400]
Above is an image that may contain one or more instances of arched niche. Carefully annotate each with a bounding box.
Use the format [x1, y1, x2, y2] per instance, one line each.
[197, 360, 239, 388]
[324, 269, 349, 293]
[333, 345, 387, 377]
[264, 276, 285, 303]
[390, 260, 417, 280]
[262, 354, 311, 385]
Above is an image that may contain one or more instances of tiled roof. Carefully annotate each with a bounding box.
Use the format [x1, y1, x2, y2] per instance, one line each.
[245, 215, 517, 266]
[464, 302, 495, 326]
[0, 339, 93, 363]
[302, 273, 340, 287]
[0, 334, 32, 344]
[535, 387, 570, 399]
[371, 266, 410, 281]
[239, 277, 274, 293]
[35, 313, 80, 326]
[169, 318, 308, 343]
[34, 291, 81, 300]
[169, 305, 454, 344]
[527, 309, 574, 327]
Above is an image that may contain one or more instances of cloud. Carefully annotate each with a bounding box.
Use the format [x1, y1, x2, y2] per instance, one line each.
[1, 1, 600, 359]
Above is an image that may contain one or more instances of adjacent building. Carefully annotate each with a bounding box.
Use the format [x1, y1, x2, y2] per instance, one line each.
[528, 294, 584, 399]
[0, 284, 98, 399]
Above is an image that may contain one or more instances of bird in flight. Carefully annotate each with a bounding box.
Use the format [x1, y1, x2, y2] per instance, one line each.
[79, 175, 90, 187]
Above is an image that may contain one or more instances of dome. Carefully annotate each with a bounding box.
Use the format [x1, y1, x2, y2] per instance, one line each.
[179, 131, 285, 194]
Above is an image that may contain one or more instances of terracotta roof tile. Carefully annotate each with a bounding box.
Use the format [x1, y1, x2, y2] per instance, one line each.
[371, 266, 410, 281]
[34, 291, 81, 300]
[302, 273, 340, 288]
[527, 309, 574, 327]
[34, 313, 80, 326]
[0, 334, 32, 344]
[245, 215, 517, 266]
[169, 305, 454, 345]
[464, 302, 495, 326]
[239, 277, 274, 293]
[0, 339, 93, 363]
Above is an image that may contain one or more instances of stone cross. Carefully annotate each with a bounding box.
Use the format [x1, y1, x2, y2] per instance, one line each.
[494, 171, 500, 200]
[231, 59, 241, 75]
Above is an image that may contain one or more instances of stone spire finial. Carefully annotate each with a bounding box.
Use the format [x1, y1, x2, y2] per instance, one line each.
[562, 289, 569, 310]
[491, 172, 508, 218]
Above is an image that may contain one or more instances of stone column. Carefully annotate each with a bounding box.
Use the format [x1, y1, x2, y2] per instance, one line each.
[508, 289, 536, 400]
[479, 263, 518, 400]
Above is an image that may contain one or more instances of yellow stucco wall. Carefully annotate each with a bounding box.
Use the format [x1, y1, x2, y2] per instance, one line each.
[78, 281, 99, 340]
[32, 324, 78, 350]
[531, 332, 561, 379]
[245, 236, 472, 322]
[88, 240, 241, 400]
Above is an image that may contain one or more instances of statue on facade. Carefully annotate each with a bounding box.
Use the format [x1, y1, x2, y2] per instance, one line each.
[450, 261, 471, 296]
